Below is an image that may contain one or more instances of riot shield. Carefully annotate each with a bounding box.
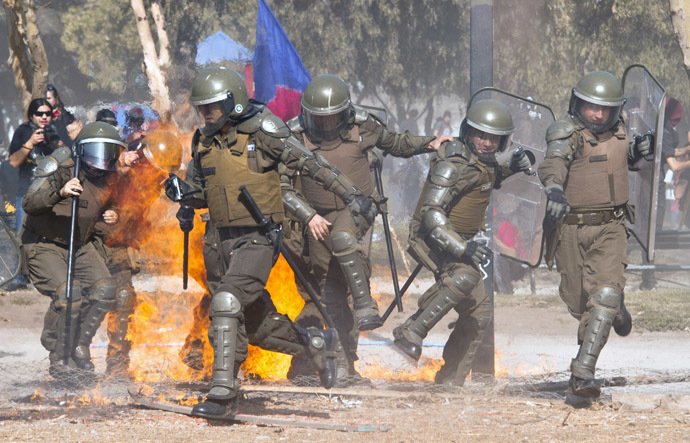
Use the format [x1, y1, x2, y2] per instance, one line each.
[622, 64, 666, 262]
[470, 88, 555, 267]
[0, 211, 22, 288]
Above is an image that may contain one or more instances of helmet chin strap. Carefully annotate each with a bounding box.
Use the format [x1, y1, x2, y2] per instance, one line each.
[199, 113, 230, 137]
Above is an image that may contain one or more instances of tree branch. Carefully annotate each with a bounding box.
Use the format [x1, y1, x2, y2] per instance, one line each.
[130, 0, 172, 122]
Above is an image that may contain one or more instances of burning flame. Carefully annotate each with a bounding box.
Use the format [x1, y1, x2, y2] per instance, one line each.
[4, 201, 15, 213]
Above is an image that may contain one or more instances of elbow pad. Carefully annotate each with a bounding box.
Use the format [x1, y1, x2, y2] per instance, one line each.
[421, 209, 466, 259]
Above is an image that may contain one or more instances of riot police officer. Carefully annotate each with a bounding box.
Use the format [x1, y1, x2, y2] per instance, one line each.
[393, 100, 532, 386]
[165, 67, 375, 419]
[283, 74, 450, 376]
[21, 122, 128, 379]
[538, 71, 646, 398]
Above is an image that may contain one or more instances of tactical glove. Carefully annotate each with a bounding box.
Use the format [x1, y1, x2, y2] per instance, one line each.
[176, 205, 195, 233]
[545, 184, 570, 221]
[347, 195, 378, 226]
[165, 173, 193, 202]
[510, 147, 533, 173]
[633, 132, 654, 159]
[462, 240, 492, 266]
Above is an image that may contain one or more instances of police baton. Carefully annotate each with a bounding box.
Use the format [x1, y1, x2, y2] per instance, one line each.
[238, 186, 336, 329]
[63, 143, 82, 365]
[372, 158, 404, 312]
[381, 262, 424, 323]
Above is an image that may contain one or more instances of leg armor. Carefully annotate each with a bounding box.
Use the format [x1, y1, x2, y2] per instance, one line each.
[331, 230, 382, 331]
[106, 285, 137, 374]
[321, 278, 357, 379]
[74, 278, 117, 370]
[394, 272, 479, 361]
[613, 291, 632, 337]
[435, 301, 492, 386]
[192, 291, 242, 419]
[207, 291, 242, 400]
[47, 282, 82, 378]
[570, 285, 620, 398]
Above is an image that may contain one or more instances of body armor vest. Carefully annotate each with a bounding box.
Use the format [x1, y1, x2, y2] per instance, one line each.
[412, 160, 496, 238]
[195, 131, 284, 228]
[24, 167, 111, 246]
[447, 162, 495, 236]
[564, 125, 629, 210]
[299, 125, 375, 211]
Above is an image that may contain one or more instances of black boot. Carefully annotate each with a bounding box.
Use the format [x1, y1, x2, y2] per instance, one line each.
[191, 396, 238, 419]
[613, 294, 632, 337]
[392, 323, 422, 361]
[569, 374, 601, 398]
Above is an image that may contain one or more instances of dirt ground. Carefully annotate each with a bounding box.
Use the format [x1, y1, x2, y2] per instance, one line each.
[0, 266, 689, 442]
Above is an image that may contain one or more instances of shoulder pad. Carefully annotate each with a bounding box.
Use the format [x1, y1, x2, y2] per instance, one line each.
[430, 161, 461, 187]
[34, 156, 60, 178]
[52, 147, 72, 164]
[260, 113, 290, 137]
[352, 104, 371, 124]
[286, 115, 304, 134]
[546, 119, 576, 143]
[238, 109, 290, 138]
[441, 140, 470, 160]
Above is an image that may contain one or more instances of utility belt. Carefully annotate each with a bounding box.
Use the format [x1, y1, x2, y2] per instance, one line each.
[22, 226, 70, 249]
[562, 205, 626, 226]
[217, 225, 261, 241]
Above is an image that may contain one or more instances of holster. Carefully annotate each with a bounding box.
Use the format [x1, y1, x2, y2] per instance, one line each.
[407, 237, 439, 274]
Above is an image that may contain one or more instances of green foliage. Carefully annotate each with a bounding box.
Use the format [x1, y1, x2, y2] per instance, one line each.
[495, 0, 688, 115]
[626, 289, 690, 332]
[61, 1, 141, 94]
[56, 0, 689, 123]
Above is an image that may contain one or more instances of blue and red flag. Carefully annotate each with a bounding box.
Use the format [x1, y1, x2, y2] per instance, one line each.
[253, 0, 310, 122]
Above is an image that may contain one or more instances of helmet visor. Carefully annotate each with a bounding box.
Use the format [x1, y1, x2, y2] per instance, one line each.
[571, 96, 623, 133]
[80, 138, 125, 171]
[193, 101, 230, 136]
[303, 107, 351, 141]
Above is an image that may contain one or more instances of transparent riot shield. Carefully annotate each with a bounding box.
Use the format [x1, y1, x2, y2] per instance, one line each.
[0, 211, 22, 288]
[622, 64, 666, 262]
[470, 88, 555, 267]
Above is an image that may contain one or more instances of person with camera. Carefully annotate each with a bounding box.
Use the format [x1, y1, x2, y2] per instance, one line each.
[9, 98, 61, 236]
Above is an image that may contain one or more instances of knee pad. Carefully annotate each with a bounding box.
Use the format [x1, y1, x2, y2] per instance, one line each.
[210, 291, 242, 319]
[89, 278, 118, 302]
[442, 272, 480, 302]
[115, 287, 137, 312]
[591, 285, 620, 310]
[54, 281, 82, 309]
[330, 230, 360, 256]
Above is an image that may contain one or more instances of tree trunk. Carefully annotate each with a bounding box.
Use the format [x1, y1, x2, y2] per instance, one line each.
[3, 0, 49, 114]
[130, 0, 172, 122]
[669, 0, 690, 84]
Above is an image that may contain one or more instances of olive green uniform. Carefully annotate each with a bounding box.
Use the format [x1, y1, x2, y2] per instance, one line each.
[286, 110, 435, 367]
[398, 140, 514, 385]
[538, 115, 632, 384]
[21, 155, 117, 374]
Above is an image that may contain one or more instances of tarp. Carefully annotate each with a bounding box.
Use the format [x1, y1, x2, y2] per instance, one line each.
[253, 0, 310, 121]
[195, 31, 253, 66]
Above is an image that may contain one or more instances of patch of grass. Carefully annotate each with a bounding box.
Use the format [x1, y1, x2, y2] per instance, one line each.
[494, 291, 563, 308]
[625, 289, 690, 332]
[9, 295, 37, 306]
